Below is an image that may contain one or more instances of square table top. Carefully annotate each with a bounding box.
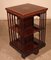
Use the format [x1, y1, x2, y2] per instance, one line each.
[6, 3, 48, 18]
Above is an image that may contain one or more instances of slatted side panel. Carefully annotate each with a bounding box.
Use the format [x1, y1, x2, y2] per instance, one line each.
[7, 12, 19, 42]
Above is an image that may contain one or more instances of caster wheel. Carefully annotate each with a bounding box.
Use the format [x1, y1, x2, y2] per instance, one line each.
[21, 54, 25, 59]
[33, 49, 39, 55]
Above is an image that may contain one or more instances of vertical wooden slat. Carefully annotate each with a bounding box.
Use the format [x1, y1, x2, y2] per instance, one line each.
[7, 12, 11, 42]
[39, 12, 46, 43]
[7, 13, 13, 42]
[11, 14, 17, 41]
[39, 13, 44, 29]
[16, 17, 19, 39]
[9, 14, 13, 42]
[44, 12, 46, 29]
[14, 15, 17, 40]
[42, 12, 46, 42]
[39, 13, 44, 42]
[11, 14, 14, 42]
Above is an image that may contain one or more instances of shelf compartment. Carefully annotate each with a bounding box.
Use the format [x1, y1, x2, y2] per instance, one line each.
[18, 26, 40, 38]
[10, 38, 39, 55]
[9, 37, 46, 57]
[9, 24, 41, 38]
[10, 37, 46, 52]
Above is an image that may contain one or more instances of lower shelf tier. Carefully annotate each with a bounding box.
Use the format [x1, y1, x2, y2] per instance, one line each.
[9, 38, 46, 58]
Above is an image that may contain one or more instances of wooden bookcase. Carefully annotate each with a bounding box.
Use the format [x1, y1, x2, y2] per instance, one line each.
[6, 3, 48, 58]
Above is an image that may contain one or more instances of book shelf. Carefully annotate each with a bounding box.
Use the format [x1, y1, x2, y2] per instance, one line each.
[6, 3, 48, 58]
